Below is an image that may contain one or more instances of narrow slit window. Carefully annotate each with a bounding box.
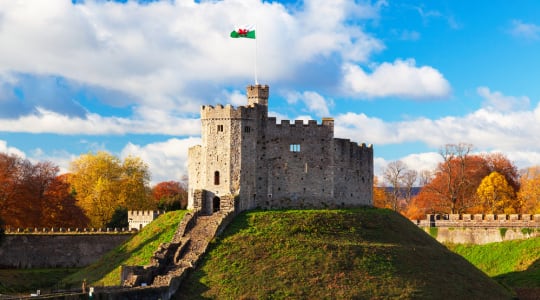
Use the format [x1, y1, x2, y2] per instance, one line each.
[214, 171, 220, 185]
[290, 144, 301, 152]
[244, 126, 251, 133]
[217, 125, 224, 132]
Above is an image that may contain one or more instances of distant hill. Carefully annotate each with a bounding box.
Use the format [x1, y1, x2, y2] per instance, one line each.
[175, 208, 513, 299]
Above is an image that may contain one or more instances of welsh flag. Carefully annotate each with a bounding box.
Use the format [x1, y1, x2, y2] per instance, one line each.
[230, 25, 256, 39]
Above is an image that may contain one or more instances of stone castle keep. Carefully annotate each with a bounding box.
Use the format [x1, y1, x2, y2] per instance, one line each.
[188, 84, 373, 214]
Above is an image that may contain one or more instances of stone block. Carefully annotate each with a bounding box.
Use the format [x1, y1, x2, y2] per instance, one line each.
[533, 214, 540, 222]
[462, 214, 471, 221]
[497, 214, 507, 221]
[449, 214, 460, 221]
[485, 214, 495, 221]
[473, 214, 483, 221]
[521, 214, 531, 221]
[509, 214, 519, 221]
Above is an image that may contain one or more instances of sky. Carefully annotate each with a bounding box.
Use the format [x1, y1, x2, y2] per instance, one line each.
[1, 0, 540, 185]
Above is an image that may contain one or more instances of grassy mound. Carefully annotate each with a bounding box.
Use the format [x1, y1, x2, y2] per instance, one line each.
[176, 208, 513, 299]
[61, 210, 186, 288]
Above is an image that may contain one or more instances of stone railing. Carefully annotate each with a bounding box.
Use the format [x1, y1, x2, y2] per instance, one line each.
[418, 214, 540, 228]
[4, 227, 133, 234]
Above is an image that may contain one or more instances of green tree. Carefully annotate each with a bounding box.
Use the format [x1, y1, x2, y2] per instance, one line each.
[106, 206, 128, 228]
[69, 151, 153, 227]
[476, 171, 516, 214]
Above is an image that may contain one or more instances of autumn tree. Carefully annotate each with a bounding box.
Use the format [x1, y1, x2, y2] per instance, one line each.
[42, 174, 89, 228]
[69, 151, 153, 228]
[476, 171, 516, 214]
[0, 153, 88, 227]
[118, 156, 153, 210]
[517, 166, 540, 213]
[415, 144, 520, 215]
[372, 176, 390, 209]
[152, 181, 187, 211]
[483, 152, 520, 192]
[381, 161, 417, 211]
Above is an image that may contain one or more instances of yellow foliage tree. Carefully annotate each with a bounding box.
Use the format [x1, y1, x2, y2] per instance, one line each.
[476, 171, 516, 214]
[517, 166, 540, 214]
[69, 151, 153, 227]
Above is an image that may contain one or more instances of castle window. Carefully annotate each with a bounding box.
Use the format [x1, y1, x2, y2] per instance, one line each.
[214, 171, 220, 185]
[244, 126, 251, 133]
[290, 144, 301, 152]
[217, 125, 224, 132]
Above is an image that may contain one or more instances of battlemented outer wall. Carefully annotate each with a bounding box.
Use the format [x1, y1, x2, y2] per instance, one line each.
[0, 234, 131, 268]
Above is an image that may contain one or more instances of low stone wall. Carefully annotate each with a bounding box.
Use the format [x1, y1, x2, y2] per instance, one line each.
[0, 233, 132, 268]
[421, 227, 540, 244]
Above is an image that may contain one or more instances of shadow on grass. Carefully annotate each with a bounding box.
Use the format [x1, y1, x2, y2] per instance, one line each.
[171, 267, 211, 299]
[495, 259, 540, 300]
[495, 258, 540, 287]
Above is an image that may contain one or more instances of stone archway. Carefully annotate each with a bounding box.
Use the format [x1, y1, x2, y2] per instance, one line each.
[213, 196, 221, 213]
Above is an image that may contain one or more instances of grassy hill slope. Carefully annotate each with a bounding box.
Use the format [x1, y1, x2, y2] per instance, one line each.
[448, 237, 540, 298]
[61, 210, 186, 288]
[176, 208, 513, 299]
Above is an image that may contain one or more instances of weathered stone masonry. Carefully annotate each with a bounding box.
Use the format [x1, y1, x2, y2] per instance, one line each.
[188, 84, 373, 214]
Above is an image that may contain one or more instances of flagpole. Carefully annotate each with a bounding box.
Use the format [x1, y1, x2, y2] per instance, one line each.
[254, 26, 258, 85]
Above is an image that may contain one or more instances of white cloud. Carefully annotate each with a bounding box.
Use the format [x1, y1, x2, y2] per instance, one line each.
[0, 107, 200, 135]
[477, 86, 530, 111]
[0, 0, 385, 113]
[285, 91, 332, 117]
[120, 137, 201, 185]
[509, 20, 540, 40]
[0, 140, 26, 158]
[334, 89, 540, 162]
[342, 59, 451, 99]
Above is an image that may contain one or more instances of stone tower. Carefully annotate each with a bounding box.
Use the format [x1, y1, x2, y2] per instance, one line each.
[188, 85, 269, 213]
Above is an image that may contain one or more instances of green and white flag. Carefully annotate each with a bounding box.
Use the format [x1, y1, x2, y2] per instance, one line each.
[230, 25, 256, 39]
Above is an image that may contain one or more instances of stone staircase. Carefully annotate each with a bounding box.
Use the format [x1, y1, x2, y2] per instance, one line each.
[121, 210, 235, 299]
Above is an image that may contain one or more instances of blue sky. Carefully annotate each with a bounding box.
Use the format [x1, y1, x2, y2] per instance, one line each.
[1, 0, 540, 185]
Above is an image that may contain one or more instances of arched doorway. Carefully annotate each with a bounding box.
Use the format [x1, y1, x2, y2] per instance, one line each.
[213, 196, 221, 213]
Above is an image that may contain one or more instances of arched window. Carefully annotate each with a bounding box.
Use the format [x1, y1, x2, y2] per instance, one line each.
[214, 171, 220, 185]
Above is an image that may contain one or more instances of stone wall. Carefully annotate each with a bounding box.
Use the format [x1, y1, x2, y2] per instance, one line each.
[0, 233, 131, 268]
[422, 227, 540, 244]
[417, 214, 540, 244]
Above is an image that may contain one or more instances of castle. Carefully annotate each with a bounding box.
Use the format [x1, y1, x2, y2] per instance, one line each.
[187, 84, 373, 214]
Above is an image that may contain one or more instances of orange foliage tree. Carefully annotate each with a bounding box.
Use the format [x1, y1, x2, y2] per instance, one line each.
[372, 176, 390, 209]
[0, 153, 88, 228]
[517, 166, 540, 214]
[152, 181, 187, 211]
[412, 144, 520, 216]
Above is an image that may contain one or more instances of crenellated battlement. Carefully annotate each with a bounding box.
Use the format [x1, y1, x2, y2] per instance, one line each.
[419, 214, 540, 227]
[128, 210, 163, 230]
[4, 227, 132, 234]
[267, 117, 335, 128]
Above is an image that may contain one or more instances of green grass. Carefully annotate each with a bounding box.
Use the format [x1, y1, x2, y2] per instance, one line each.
[0, 268, 79, 294]
[176, 208, 513, 299]
[448, 237, 540, 288]
[60, 210, 186, 288]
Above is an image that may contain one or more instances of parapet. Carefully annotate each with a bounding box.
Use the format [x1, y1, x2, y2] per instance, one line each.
[201, 103, 251, 119]
[421, 214, 540, 227]
[271, 118, 334, 128]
